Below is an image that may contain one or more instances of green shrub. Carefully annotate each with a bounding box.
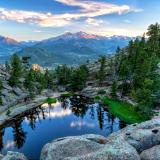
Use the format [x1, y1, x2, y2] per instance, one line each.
[97, 89, 106, 95]
[94, 96, 101, 100]
[6, 109, 11, 116]
[61, 92, 75, 97]
[44, 97, 57, 104]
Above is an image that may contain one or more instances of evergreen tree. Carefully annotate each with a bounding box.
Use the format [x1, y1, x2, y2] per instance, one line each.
[5, 61, 10, 73]
[113, 23, 160, 117]
[9, 54, 22, 86]
[98, 56, 106, 85]
[0, 80, 2, 105]
[44, 69, 54, 90]
[111, 81, 117, 98]
[133, 79, 156, 119]
[55, 65, 72, 85]
[70, 64, 89, 91]
[24, 69, 36, 98]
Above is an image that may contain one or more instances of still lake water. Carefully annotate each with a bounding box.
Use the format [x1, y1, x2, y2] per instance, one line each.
[0, 96, 126, 160]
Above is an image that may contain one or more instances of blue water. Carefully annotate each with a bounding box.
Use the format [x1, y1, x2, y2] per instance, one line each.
[0, 96, 126, 160]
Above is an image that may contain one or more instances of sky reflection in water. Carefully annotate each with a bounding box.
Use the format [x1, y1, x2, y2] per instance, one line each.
[0, 96, 126, 160]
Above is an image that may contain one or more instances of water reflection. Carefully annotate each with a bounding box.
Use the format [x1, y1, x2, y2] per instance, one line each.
[12, 120, 27, 149]
[0, 129, 4, 150]
[41, 102, 72, 119]
[70, 120, 95, 129]
[0, 96, 126, 159]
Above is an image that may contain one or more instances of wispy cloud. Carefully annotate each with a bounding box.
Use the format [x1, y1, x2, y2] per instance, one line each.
[55, 0, 132, 17]
[34, 30, 43, 33]
[0, 0, 142, 27]
[87, 26, 143, 37]
[0, 8, 71, 27]
[86, 18, 104, 26]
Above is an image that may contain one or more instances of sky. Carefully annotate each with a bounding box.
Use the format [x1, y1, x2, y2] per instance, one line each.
[0, 0, 159, 41]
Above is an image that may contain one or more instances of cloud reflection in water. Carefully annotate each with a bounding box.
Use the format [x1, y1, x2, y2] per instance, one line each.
[70, 120, 95, 130]
[41, 102, 72, 119]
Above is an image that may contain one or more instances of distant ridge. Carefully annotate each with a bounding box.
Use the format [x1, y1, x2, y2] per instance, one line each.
[0, 32, 134, 66]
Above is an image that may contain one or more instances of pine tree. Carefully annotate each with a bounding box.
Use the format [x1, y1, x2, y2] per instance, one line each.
[114, 23, 160, 117]
[44, 69, 54, 90]
[133, 79, 156, 119]
[9, 54, 22, 86]
[111, 81, 117, 98]
[55, 65, 72, 85]
[98, 56, 106, 85]
[0, 80, 2, 105]
[70, 64, 89, 91]
[24, 69, 36, 98]
[5, 61, 10, 73]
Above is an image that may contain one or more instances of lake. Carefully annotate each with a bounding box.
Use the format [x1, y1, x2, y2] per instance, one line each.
[0, 96, 126, 160]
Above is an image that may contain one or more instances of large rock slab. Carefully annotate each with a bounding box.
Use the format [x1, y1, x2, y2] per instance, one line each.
[40, 134, 140, 160]
[40, 119, 160, 160]
[126, 128, 160, 152]
[140, 145, 160, 160]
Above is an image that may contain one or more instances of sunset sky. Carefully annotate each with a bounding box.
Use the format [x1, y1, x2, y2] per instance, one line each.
[0, 0, 159, 41]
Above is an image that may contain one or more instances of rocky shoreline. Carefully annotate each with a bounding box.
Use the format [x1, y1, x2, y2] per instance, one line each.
[1, 119, 160, 160]
[40, 119, 160, 160]
[0, 91, 63, 126]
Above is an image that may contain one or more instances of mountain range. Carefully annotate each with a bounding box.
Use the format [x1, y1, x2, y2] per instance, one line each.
[0, 32, 133, 66]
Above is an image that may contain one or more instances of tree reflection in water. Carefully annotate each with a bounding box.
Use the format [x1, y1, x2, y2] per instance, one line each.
[0, 96, 126, 153]
[12, 119, 27, 149]
[61, 96, 126, 131]
[97, 105, 104, 130]
[0, 129, 4, 151]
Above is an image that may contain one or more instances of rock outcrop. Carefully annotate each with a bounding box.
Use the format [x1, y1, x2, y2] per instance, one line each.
[40, 119, 160, 160]
[0, 65, 29, 112]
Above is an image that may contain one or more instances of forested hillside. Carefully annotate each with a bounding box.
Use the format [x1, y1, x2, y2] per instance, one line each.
[110, 23, 160, 118]
[0, 23, 159, 122]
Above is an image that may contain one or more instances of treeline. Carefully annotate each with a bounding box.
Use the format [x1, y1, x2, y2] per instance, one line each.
[6, 54, 55, 98]
[55, 55, 107, 90]
[0, 80, 2, 105]
[55, 64, 89, 91]
[5, 53, 106, 97]
[111, 23, 160, 118]
[4, 54, 91, 98]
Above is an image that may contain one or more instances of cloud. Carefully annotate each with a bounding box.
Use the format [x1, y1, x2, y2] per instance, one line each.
[55, 0, 131, 18]
[86, 18, 104, 26]
[0, 8, 71, 27]
[87, 26, 143, 37]
[5, 140, 15, 149]
[41, 102, 72, 118]
[0, 0, 141, 27]
[70, 120, 95, 129]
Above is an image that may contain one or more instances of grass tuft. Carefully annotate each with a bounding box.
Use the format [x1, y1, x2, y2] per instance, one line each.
[60, 92, 75, 97]
[44, 97, 57, 104]
[102, 97, 144, 124]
